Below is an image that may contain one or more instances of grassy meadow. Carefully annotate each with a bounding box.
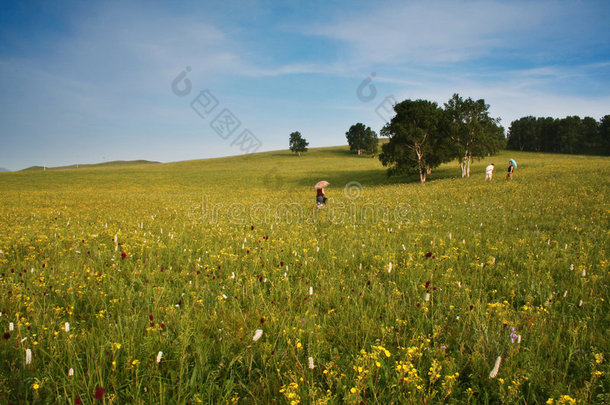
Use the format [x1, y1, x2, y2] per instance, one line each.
[0, 147, 608, 404]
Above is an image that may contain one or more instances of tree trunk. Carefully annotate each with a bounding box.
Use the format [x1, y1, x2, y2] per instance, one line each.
[466, 155, 472, 177]
[298, 151, 301, 157]
[415, 144, 426, 183]
[357, 149, 362, 155]
[460, 161, 467, 177]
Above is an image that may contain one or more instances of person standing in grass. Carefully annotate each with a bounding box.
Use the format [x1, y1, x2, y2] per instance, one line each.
[485, 163, 495, 181]
[314, 180, 329, 208]
[506, 160, 514, 180]
[316, 187, 327, 207]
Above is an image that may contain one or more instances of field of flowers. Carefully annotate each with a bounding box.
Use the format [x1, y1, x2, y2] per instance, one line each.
[0, 147, 608, 404]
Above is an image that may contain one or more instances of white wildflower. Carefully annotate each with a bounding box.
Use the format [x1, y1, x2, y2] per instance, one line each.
[308, 357, 315, 370]
[489, 356, 502, 378]
[25, 348, 32, 365]
[68, 368, 74, 376]
[156, 351, 163, 364]
[253, 329, 263, 342]
[64, 322, 70, 332]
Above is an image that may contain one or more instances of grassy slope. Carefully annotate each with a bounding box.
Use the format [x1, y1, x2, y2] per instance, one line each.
[0, 146, 608, 403]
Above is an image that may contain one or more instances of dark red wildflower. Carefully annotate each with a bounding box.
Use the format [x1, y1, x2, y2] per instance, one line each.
[425, 252, 432, 258]
[469, 305, 474, 310]
[121, 252, 127, 259]
[280, 261, 284, 266]
[94, 386, 105, 400]
[75, 398, 83, 405]
[149, 314, 154, 321]
[260, 317, 265, 324]
[425, 281, 431, 289]
[3, 332, 9, 339]
[251, 226, 254, 230]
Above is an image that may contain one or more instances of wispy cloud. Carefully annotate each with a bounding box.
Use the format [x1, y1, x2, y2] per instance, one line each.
[307, 0, 550, 67]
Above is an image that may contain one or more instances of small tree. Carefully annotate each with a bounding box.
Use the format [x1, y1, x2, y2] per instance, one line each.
[346, 123, 378, 155]
[289, 131, 309, 156]
[379, 99, 451, 183]
[364, 129, 379, 156]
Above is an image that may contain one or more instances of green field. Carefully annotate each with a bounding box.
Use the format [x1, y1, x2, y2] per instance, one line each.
[0, 147, 608, 404]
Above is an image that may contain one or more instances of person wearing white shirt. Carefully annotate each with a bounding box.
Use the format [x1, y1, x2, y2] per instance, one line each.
[485, 163, 495, 181]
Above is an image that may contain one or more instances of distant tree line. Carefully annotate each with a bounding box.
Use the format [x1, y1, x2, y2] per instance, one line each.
[378, 93, 505, 182]
[506, 115, 610, 155]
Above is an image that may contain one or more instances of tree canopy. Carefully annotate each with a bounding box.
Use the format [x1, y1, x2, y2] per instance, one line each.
[444, 93, 505, 177]
[346, 123, 378, 156]
[289, 131, 309, 156]
[379, 99, 451, 183]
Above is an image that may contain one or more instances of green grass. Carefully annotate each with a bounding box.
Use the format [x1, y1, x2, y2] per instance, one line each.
[0, 146, 608, 404]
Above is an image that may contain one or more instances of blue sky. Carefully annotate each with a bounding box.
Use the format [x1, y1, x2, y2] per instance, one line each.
[0, 0, 608, 170]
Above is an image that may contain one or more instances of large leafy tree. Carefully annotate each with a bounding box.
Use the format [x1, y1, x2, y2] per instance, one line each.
[444, 94, 504, 177]
[379, 99, 450, 183]
[289, 131, 309, 156]
[346, 123, 378, 155]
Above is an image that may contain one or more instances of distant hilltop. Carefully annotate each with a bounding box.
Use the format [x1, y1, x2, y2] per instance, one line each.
[20, 160, 161, 171]
[0, 168, 10, 172]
